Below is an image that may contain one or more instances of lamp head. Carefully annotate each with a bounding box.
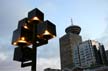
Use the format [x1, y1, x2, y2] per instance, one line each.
[37, 20, 56, 40]
[12, 28, 32, 46]
[18, 18, 29, 29]
[28, 8, 44, 22]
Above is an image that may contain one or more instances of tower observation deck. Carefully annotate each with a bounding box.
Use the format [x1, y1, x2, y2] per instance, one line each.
[65, 19, 81, 34]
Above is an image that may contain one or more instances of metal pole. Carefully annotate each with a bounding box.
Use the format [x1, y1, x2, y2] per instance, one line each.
[31, 22, 37, 71]
[32, 43, 37, 71]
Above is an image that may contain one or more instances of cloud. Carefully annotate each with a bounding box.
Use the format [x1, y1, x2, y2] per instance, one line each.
[37, 38, 60, 59]
[0, 42, 14, 61]
[36, 0, 58, 22]
[0, 60, 30, 71]
[0, 53, 7, 61]
[0, 0, 34, 39]
[37, 57, 60, 71]
[0, 52, 60, 71]
[0, 1, 34, 71]
[38, 1, 57, 12]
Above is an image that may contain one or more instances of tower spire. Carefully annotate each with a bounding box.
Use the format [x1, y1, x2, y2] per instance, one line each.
[71, 18, 73, 26]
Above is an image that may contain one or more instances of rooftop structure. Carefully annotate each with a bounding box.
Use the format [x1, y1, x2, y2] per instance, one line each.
[65, 19, 81, 34]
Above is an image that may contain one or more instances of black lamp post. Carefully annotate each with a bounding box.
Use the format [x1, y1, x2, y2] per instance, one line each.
[11, 8, 56, 71]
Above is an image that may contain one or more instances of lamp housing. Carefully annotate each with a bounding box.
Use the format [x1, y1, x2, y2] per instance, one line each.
[18, 18, 40, 31]
[11, 27, 32, 46]
[13, 47, 32, 62]
[28, 8, 44, 22]
[37, 20, 56, 40]
[18, 18, 29, 30]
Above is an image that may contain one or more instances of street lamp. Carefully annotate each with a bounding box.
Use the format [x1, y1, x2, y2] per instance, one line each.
[12, 18, 33, 63]
[37, 20, 56, 40]
[11, 8, 56, 71]
[12, 27, 32, 46]
[18, 18, 29, 30]
[28, 8, 44, 22]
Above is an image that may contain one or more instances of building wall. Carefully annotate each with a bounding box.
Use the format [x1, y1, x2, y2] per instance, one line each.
[73, 40, 96, 68]
[59, 33, 82, 69]
[105, 50, 108, 63]
[99, 45, 108, 65]
[73, 40, 107, 68]
[73, 45, 81, 67]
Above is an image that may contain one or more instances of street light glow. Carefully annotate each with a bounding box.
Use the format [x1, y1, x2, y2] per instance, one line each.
[38, 30, 56, 40]
[14, 37, 27, 44]
[17, 37, 28, 43]
[24, 25, 29, 29]
[13, 42, 17, 45]
[43, 30, 56, 38]
[43, 30, 51, 35]
[36, 41, 39, 44]
[32, 17, 39, 21]
[28, 17, 41, 23]
[18, 40, 27, 43]
[21, 37, 25, 41]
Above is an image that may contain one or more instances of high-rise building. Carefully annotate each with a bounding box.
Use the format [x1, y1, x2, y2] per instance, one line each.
[59, 20, 108, 70]
[105, 50, 108, 63]
[73, 40, 108, 68]
[59, 22, 82, 69]
[99, 45, 108, 65]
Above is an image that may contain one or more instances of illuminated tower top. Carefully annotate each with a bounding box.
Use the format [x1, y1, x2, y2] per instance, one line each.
[65, 19, 81, 35]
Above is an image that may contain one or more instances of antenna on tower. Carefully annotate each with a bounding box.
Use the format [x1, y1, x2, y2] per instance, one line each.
[71, 18, 73, 26]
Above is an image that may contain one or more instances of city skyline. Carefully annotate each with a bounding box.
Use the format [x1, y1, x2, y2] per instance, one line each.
[0, 0, 108, 71]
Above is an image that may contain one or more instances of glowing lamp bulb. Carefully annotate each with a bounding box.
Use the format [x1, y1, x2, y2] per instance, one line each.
[13, 42, 17, 45]
[24, 25, 28, 29]
[43, 30, 50, 35]
[21, 37, 25, 41]
[32, 17, 39, 21]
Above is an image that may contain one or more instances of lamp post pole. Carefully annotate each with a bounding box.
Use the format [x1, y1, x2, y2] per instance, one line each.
[31, 22, 37, 71]
[32, 42, 37, 71]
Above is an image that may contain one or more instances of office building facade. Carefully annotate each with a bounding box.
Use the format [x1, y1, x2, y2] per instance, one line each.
[59, 24, 82, 69]
[59, 20, 108, 70]
[106, 50, 108, 63]
[73, 40, 108, 68]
